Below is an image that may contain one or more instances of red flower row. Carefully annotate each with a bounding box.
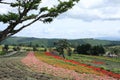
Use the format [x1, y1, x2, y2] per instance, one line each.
[45, 52, 120, 79]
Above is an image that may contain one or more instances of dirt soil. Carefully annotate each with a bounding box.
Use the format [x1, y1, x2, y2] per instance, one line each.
[0, 52, 66, 80]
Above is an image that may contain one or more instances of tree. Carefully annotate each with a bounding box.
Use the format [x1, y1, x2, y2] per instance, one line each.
[76, 44, 91, 55]
[2, 44, 9, 52]
[35, 44, 39, 47]
[0, 0, 79, 42]
[91, 45, 105, 56]
[54, 39, 71, 58]
[67, 47, 72, 56]
[76, 44, 105, 56]
[33, 46, 37, 51]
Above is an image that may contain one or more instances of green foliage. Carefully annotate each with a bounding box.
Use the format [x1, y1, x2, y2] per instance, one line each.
[54, 39, 71, 58]
[54, 39, 71, 52]
[0, 51, 6, 55]
[91, 45, 105, 55]
[76, 44, 105, 55]
[2, 45, 9, 52]
[0, 12, 19, 23]
[40, 7, 48, 13]
[76, 44, 91, 55]
[67, 48, 72, 56]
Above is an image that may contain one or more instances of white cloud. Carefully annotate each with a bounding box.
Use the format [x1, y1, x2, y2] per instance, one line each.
[79, 0, 104, 9]
[58, 0, 120, 21]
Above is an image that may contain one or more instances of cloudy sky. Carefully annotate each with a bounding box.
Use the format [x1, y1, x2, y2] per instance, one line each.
[0, 0, 120, 40]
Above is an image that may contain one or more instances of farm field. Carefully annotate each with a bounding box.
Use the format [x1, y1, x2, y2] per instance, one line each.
[0, 48, 120, 80]
[66, 54, 120, 74]
[0, 51, 67, 80]
[31, 51, 120, 80]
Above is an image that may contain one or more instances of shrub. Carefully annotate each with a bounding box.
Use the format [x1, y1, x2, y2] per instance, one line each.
[0, 51, 6, 55]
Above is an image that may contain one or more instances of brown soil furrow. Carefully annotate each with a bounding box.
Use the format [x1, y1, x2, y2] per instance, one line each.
[0, 52, 66, 80]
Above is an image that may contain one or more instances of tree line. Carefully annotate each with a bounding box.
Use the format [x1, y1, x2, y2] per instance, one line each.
[75, 44, 105, 56]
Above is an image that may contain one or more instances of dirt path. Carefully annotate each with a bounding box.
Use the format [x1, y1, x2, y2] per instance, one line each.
[0, 52, 65, 80]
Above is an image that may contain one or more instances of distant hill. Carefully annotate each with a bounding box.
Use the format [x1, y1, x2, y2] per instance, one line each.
[0, 37, 120, 47]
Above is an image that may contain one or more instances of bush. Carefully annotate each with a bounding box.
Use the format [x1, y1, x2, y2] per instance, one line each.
[0, 51, 6, 55]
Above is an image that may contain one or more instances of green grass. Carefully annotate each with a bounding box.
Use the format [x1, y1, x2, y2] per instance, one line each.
[66, 54, 120, 74]
[0, 46, 2, 51]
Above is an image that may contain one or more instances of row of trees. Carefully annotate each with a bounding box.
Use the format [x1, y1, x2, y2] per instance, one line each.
[11, 43, 44, 48]
[75, 44, 105, 56]
[2, 45, 20, 52]
[53, 40, 106, 58]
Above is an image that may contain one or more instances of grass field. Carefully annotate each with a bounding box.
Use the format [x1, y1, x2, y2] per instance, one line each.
[66, 54, 120, 74]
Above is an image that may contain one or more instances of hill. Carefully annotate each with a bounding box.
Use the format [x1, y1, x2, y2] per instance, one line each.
[0, 37, 120, 47]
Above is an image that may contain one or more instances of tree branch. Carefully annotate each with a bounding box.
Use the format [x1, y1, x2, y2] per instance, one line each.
[18, 1, 21, 15]
[0, 1, 11, 5]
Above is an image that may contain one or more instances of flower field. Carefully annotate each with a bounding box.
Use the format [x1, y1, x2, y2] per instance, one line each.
[21, 51, 119, 80]
[67, 54, 120, 74]
[35, 52, 103, 76]
[44, 52, 120, 79]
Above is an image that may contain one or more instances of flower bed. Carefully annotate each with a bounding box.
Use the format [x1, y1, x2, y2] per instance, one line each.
[45, 52, 120, 79]
[21, 52, 117, 80]
[35, 52, 103, 76]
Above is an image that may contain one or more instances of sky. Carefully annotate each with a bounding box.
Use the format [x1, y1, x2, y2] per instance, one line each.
[0, 0, 120, 40]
